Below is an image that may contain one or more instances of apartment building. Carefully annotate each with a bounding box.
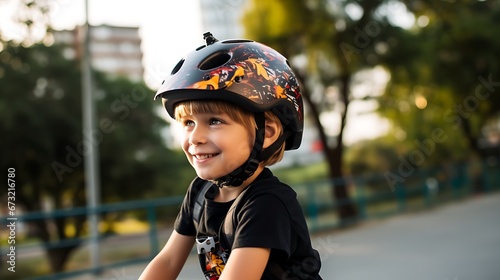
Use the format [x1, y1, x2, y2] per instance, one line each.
[53, 24, 144, 82]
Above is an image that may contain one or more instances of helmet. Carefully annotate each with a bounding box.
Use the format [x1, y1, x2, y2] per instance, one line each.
[155, 32, 304, 186]
[155, 32, 303, 150]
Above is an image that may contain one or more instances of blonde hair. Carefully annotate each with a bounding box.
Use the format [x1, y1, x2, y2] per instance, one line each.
[174, 100, 285, 166]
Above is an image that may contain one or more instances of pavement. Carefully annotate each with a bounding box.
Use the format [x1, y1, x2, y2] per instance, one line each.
[77, 192, 500, 280]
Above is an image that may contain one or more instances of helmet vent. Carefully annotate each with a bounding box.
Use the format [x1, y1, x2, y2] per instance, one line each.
[171, 58, 185, 75]
[199, 52, 231, 70]
[222, 39, 253, 44]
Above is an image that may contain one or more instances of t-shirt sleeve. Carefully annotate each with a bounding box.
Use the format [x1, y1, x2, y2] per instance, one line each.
[173, 179, 198, 236]
[232, 192, 293, 258]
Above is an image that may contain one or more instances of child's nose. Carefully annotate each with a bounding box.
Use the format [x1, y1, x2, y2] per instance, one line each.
[189, 125, 207, 145]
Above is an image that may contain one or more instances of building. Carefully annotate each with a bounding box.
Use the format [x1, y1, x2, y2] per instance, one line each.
[53, 24, 144, 82]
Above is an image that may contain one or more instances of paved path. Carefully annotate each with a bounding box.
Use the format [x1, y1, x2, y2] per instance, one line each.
[318, 193, 500, 280]
[84, 193, 500, 280]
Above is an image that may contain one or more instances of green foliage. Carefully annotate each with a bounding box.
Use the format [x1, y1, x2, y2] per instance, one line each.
[0, 42, 192, 209]
[0, 41, 193, 273]
[271, 162, 328, 185]
[243, 0, 500, 179]
[379, 0, 500, 158]
[346, 140, 399, 175]
[1, 42, 84, 210]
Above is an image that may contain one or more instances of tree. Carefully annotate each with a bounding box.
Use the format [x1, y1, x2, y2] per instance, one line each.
[242, 0, 404, 221]
[0, 0, 194, 275]
[0, 42, 84, 273]
[0, 0, 52, 44]
[0, 41, 191, 274]
[379, 0, 500, 160]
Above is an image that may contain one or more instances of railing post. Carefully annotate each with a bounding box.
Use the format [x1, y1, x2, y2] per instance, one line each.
[147, 207, 159, 257]
[424, 176, 439, 208]
[452, 162, 466, 199]
[481, 160, 490, 193]
[395, 182, 406, 212]
[354, 177, 366, 219]
[306, 182, 319, 231]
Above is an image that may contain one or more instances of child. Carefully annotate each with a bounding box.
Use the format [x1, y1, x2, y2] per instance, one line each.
[139, 32, 322, 280]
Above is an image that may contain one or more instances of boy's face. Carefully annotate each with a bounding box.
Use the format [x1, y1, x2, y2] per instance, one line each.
[178, 111, 253, 181]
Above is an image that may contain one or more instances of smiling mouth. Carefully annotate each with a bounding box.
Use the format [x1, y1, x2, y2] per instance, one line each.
[194, 154, 218, 160]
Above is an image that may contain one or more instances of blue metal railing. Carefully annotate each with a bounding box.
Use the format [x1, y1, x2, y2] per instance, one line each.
[1, 159, 499, 279]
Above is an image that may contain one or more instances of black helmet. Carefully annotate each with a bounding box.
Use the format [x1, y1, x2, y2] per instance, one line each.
[155, 32, 304, 186]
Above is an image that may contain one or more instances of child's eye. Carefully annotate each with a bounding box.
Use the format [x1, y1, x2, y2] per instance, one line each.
[209, 118, 223, 125]
[183, 120, 195, 127]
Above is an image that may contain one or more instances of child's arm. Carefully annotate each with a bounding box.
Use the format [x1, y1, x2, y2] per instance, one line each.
[219, 247, 271, 280]
[139, 230, 195, 280]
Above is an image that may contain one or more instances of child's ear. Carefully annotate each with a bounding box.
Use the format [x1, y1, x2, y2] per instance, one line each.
[263, 119, 280, 149]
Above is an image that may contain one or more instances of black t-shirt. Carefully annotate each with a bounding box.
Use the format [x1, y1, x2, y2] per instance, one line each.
[174, 168, 322, 280]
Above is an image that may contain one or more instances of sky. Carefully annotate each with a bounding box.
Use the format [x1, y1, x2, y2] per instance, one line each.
[1, 0, 205, 89]
[49, 0, 205, 90]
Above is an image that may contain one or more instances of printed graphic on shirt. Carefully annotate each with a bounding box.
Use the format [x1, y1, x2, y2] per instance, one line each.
[196, 236, 229, 279]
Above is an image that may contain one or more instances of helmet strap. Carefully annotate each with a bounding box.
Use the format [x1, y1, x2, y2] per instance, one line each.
[259, 130, 292, 162]
[214, 113, 266, 187]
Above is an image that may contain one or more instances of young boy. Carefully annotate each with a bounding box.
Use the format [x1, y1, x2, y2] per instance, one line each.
[139, 32, 322, 280]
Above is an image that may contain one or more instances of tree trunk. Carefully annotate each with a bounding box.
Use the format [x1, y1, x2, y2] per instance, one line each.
[46, 245, 79, 273]
[298, 73, 358, 222]
[18, 189, 85, 273]
[459, 115, 483, 156]
[329, 74, 358, 221]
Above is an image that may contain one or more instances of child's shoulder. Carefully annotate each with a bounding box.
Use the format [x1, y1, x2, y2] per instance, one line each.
[247, 170, 297, 199]
[237, 172, 302, 219]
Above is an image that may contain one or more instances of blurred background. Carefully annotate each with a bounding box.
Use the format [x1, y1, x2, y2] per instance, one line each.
[1, 0, 500, 279]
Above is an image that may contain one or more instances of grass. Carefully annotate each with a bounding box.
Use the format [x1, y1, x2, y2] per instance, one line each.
[271, 162, 328, 185]
[0, 255, 50, 279]
[0, 218, 160, 279]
